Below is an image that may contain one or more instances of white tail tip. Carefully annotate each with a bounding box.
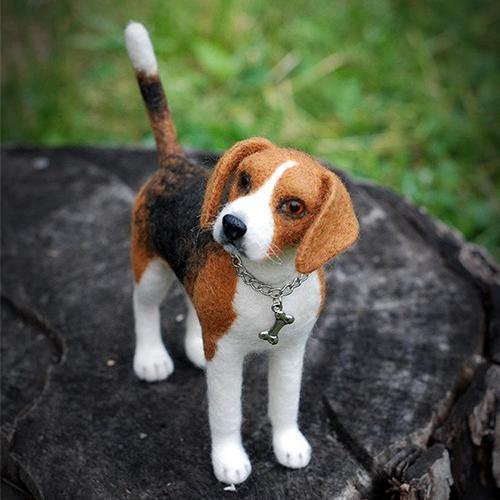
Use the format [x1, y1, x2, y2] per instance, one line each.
[125, 21, 158, 75]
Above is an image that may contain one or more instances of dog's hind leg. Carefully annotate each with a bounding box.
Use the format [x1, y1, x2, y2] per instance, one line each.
[133, 258, 175, 382]
[184, 295, 206, 369]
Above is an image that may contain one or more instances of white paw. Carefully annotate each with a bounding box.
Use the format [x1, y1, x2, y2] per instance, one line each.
[273, 427, 311, 469]
[133, 345, 174, 382]
[212, 442, 251, 484]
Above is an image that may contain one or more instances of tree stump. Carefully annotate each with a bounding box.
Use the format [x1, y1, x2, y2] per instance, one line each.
[1, 148, 499, 499]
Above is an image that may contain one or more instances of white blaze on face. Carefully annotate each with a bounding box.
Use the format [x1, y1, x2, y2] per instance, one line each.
[213, 160, 297, 260]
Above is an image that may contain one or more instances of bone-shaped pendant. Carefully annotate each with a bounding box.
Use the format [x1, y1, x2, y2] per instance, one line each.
[258, 311, 295, 345]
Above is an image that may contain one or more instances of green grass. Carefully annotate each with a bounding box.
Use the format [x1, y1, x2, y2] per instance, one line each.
[2, 0, 499, 259]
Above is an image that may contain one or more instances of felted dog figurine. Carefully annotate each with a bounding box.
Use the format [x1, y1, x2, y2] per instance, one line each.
[125, 22, 359, 485]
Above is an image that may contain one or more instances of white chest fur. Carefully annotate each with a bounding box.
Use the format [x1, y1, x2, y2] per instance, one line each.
[220, 270, 321, 355]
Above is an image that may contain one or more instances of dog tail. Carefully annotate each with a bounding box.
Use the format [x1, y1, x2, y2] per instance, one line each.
[125, 22, 182, 166]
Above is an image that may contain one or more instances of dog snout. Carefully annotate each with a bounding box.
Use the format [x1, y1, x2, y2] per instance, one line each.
[222, 214, 247, 242]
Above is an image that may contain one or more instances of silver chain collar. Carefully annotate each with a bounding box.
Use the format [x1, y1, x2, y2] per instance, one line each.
[230, 253, 309, 344]
[230, 253, 309, 314]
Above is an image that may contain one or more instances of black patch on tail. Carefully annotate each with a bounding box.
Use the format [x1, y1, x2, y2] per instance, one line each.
[137, 73, 167, 116]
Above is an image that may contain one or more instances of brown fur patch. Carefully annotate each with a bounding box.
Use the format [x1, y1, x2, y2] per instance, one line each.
[268, 151, 326, 257]
[191, 244, 237, 360]
[295, 173, 359, 274]
[131, 185, 156, 282]
[227, 148, 298, 202]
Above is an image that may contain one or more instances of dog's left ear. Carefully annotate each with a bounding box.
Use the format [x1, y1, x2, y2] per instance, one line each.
[200, 137, 274, 229]
[295, 172, 359, 274]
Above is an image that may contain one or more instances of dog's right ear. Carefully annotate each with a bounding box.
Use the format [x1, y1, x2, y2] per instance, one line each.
[200, 137, 274, 229]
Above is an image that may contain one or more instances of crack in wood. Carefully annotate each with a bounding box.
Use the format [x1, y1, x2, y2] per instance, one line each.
[1, 294, 65, 499]
[323, 396, 375, 474]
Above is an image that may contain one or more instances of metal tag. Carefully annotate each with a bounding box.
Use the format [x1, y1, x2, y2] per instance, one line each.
[258, 310, 295, 345]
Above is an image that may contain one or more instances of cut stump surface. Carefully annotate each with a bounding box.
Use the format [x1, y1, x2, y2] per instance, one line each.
[1, 148, 499, 499]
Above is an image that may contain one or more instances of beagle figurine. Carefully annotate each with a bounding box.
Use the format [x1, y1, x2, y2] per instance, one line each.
[125, 23, 359, 485]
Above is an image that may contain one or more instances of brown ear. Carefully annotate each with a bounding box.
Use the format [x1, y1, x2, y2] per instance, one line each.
[200, 137, 274, 229]
[295, 172, 359, 274]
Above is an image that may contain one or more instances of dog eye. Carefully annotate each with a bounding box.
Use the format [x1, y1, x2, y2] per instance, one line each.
[280, 199, 306, 218]
[238, 172, 251, 194]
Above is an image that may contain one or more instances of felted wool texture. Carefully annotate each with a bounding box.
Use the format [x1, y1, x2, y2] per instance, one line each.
[211, 160, 297, 261]
[131, 142, 357, 360]
[223, 146, 318, 204]
[124, 21, 344, 486]
[136, 71, 182, 163]
[204, 259, 322, 483]
[133, 260, 207, 380]
[131, 184, 155, 282]
[268, 151, 329, 256]
[227, 255, 323, 358]
[268, 341, 312, 468]
[125, 22, 158, 75]
[131, 155, 211, 285]
[200, 137, 274, 229]
[226, 148, 297, 197]
[133, 259, 176, 382]
[126, 22, 181, 166]
[295, 172, 359, 274]
[183, 294, 207, 369]
[206, 348, 251, 484]
[191, 245, 238, 360]
[267, 341, 306, 429]
[209, 144, 359, 272]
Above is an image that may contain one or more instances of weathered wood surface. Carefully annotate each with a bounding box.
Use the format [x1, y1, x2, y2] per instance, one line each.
[1, 148, 499, 499]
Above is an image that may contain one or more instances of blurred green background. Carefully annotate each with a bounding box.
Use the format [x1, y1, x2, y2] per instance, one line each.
[2, 0, 499, 258]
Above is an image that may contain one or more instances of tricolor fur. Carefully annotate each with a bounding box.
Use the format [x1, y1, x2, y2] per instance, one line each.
[125, 22, 359, 485]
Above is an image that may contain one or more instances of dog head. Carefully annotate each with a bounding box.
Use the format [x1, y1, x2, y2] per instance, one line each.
[200, 137, 359, 274]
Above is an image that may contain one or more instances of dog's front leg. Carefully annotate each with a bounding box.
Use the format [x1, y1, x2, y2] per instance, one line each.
[206, 347, 251, 484]
[268, 336, 312, 468]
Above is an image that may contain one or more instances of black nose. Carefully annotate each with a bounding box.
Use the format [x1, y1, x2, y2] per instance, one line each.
[222, 214, 247, 242]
